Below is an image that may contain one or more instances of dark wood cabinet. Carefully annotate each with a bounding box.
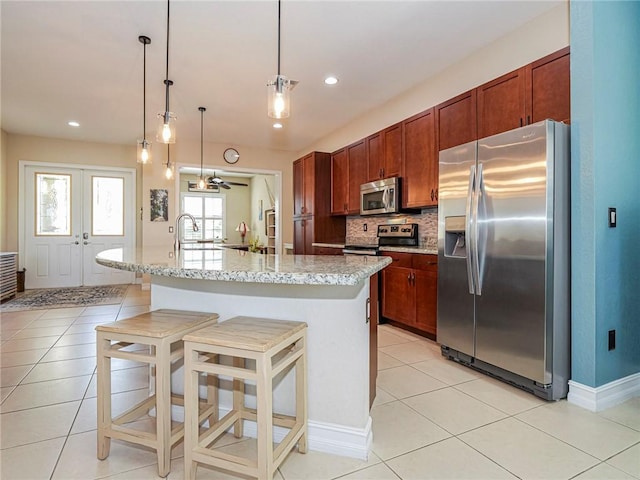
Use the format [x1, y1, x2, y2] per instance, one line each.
[403, 108, 437, 208]
[367, 123, 402, 182]
[330, 148, 348, 215]
[436, 89, 478, 152]
[347, 139, 367, 214]
[477, 67, 527, 139]
[293, 152, 346, 254]
[381, 252, 438, 337]
[527, 46, 570, 124]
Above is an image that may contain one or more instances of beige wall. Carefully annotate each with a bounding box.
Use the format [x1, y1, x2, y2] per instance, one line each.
[300, 4, 570, 156]
[2, 133, 140, 254]
[1, 130, 8, 251]
[141, 140, 293, 251]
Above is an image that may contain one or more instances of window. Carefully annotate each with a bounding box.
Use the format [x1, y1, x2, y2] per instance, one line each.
[180, 192, 225, 242]
[36, 173, 71, 236]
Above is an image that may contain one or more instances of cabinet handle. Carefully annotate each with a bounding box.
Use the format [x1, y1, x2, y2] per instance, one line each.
[435, 188, 438, 201]
[520, 117, 523, 127]
[430, 189, 434, 201]
[380, 168, 384, 178]
[527, 115, 531, 125]
[407, 273, 412, 283]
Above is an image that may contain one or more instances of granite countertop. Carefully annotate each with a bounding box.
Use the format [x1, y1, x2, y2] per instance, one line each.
[311, 243, 345, 249]
[96, 247, 391, 286]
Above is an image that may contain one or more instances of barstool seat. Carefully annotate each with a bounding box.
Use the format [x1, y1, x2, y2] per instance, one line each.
[96, 309, 219, 478]
[183, 316, 308, 480]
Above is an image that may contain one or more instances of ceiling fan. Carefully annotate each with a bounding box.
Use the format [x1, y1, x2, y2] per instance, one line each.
[207, 172, 248, 190]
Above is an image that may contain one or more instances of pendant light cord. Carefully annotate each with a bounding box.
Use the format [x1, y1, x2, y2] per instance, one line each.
[277, 0, 281, 76]
[164, 0, 171, 114]
[143, 39, 147, 140]
[200, 109, 204, 176]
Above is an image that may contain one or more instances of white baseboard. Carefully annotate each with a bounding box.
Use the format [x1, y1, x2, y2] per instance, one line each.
[568, 372, 640, 412]
[170, 405, 372, 460]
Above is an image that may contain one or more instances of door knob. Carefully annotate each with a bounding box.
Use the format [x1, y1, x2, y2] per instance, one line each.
[83, 241, 91, 245]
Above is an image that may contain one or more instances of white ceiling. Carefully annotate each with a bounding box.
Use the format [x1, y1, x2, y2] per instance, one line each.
[1, 1, 561, 153]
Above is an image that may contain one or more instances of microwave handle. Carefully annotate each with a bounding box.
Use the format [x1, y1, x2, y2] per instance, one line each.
[382, 188, 389, 209]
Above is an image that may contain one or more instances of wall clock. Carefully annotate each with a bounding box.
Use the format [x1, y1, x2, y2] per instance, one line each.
[223, 148, 240, 164]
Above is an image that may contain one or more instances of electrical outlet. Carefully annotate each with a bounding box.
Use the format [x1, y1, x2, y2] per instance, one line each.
[608, 208, 617, 228]
[169, 226, 174, 233]
[168, 251, 174, 259]
[608, 329, 616, 351]
[363, 223, 368, 232]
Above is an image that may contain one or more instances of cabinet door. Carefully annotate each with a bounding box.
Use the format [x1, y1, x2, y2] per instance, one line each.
[403, 108, 437, 208]
[366, 131, 383, 182]
[415, 269, 437, 335]
[477, 67, 526, 138]
[331, 148, 348, 215]
[527, 46, 570, 124]
[301, 153, 315, 216]
[347, 139, 367, 214]
[383, 123, 402, 178]
[381, 266, 415, 325]
[293, 217, 314, 255]
[293, 159, 304, 217]
[436, 90, 477, 152]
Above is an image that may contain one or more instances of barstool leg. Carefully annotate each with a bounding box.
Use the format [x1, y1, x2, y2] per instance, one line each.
[96, 334, 112, 460]
[256, 355, 274, 480]
[184, 345, 199, 480]
[296, 335, 308, 454]
[155, 341, 171, 477]
[232, 356, 244, 438]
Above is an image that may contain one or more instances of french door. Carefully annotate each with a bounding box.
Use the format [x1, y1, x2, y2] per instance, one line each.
[23, 164, 135, 288]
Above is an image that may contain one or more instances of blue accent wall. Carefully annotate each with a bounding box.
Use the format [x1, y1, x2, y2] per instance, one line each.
[570, 0, 640, 387]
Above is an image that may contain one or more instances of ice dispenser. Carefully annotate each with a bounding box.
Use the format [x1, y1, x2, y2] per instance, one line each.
[444, 216, 467, 258]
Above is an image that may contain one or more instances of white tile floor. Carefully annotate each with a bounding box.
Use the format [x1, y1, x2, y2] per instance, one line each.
[1, 285, 639, 479]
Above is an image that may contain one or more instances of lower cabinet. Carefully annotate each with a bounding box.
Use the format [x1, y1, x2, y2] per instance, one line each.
[381, 252, 437, 337]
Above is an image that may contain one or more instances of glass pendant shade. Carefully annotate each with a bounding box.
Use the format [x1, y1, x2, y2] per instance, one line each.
[267, 75, 291, 119]
[164, 162, 175, 180]
[157, 112, 177, 144]
[137, 139, 152, 164]
[197, 176, 206, 190]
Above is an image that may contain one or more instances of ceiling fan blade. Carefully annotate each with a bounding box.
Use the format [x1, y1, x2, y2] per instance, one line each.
[226, 181, 248, 187]
[220, 183, 231, 190]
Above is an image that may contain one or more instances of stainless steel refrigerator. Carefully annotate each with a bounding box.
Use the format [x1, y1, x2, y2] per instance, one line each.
[437, 120, 570, 400]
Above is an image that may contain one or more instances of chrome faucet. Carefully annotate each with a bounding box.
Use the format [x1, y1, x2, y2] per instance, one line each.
[174, 213, 199, 251]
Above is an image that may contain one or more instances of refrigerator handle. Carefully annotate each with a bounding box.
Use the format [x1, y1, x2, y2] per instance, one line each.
[473, 163, 483, 295]
[465, 165, 476, 295]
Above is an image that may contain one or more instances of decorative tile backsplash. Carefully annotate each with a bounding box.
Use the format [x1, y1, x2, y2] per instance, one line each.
[346, 208, 438, 247]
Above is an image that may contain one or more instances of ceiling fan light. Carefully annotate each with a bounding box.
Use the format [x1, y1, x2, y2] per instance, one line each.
[267, 75, 290, 119]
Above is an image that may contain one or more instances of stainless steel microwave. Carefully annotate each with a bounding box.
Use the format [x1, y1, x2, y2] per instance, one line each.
[360, 177, 400, 215]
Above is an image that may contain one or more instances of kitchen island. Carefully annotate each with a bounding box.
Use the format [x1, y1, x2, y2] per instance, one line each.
[96, 247, 391, 460]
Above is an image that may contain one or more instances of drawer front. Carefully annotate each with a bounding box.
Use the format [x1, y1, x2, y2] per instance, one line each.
[412, 254, 438, 271]
[382, 251, 413, 268]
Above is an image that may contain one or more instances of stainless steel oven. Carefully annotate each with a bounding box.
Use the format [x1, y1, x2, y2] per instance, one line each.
[360, 177, 400, 215]
[343, 223, 419, 256]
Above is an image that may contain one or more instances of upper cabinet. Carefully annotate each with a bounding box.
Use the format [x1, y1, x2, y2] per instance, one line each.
[293, 153, 317, 217]
[477, 68, 527, 139]
[436, 90, 478, 152]
[367, 123, 402, 182]
[331, 139, 367, 215]
[527, 46, 570, 124]
[403, 108, 437, 208]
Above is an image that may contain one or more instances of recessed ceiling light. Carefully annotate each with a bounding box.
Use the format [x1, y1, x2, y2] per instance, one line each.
[68, 121, 80, 127]
[273, 123, 283, 129]
[324, 76, 338, 85]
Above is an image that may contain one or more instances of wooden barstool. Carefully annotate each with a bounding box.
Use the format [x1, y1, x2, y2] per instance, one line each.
[96, 309, 219, 478]
[183, 316, 308, 480]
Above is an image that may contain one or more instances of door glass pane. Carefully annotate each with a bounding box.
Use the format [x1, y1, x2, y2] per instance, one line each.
[36, 173, 71, 236]
[184, 196, 202, 217]
[92, 176, 124, 236]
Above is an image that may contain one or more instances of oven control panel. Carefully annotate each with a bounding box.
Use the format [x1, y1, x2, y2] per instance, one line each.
[377, 224, 418, 238]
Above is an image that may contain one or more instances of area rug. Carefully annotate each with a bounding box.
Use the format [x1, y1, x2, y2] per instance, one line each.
[0, 285, 129, 312]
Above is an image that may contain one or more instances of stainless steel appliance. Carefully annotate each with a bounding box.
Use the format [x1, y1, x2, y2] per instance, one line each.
[360, 177, 400, 215]
[437, 120, 570, 400]
[343, 223, 418, 255]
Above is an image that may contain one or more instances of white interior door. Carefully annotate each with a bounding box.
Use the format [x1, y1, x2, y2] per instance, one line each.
[24, 166, 83, 288]
[82, 170, 135, 286]
[24, 165, 135, 288]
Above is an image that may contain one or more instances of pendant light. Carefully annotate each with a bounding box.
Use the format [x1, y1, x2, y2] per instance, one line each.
[267, 0, 297, 119]
[197, 107, 207, 190]
[137, 35, 152, 164]
[157, 0, 176, 144]
[165, 143, 174, 180]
